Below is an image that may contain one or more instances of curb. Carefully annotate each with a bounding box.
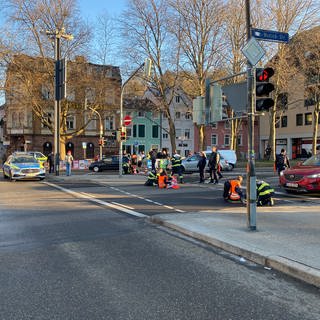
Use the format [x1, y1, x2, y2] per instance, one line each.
[149, 216, 320, 288]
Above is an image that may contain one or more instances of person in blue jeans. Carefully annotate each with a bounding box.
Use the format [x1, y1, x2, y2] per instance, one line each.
[65, 150, 74, 176]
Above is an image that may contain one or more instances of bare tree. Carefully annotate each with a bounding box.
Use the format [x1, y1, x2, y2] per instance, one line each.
[263, 0, 320, 160]
[91, 12, 117, 65]
[1, 0, 96, 158]
[169, 0, 225, 151]
[289, 27, 320, 155]
[119, 0, 180, 152]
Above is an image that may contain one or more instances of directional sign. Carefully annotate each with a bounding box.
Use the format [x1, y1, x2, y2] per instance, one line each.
[123, 115, 132, 126]
[251, 28, 289, 43]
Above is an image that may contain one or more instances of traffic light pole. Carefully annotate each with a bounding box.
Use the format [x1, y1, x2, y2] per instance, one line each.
[245, 0, 257, 230]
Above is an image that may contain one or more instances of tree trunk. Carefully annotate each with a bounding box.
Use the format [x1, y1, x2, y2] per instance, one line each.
[199, 124, 205, 151]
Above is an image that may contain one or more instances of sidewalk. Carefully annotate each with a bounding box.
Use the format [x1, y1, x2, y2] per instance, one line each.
[47, 172, 320, 288]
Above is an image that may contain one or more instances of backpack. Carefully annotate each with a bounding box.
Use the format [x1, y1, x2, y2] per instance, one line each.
[276, 154, 285, 168]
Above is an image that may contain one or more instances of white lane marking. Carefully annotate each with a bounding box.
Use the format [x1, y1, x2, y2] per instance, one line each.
[44, 182, 147, 218]
[175, 209, 185, 213]
[111, 202, 134, 210]
[153, 202, 163, 206]
[163, 205, 174, 210]
[144, 199, 153, 202]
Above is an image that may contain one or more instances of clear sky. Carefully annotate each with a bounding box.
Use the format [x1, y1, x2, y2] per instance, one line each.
[78, 0, 128, 20]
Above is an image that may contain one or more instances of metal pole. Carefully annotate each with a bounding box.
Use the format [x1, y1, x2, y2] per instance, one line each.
[245, 0, 257, 230]
[54, 34, 61, 176]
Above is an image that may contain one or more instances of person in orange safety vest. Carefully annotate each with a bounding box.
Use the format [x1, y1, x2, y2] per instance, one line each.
[223, 175, 245, 203]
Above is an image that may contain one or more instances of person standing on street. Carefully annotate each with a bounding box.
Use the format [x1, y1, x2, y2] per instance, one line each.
[65, 150, 74, 176]
[275, 148, 290, 175]
[47, 152, 54, 174]
[197, 151, 207, 183]
[171, 151, 184, 183]
[208, 146, 220, 184]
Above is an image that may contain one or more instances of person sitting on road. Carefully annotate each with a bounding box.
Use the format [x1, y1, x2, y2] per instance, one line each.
[158, 168, 171, 189]
[144, 170, 158, 186]
[223, 175, 245, 203]
[256, 180, 275, 206]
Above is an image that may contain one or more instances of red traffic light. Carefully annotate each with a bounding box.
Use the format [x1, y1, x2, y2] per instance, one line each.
[256, 67, 274, 82]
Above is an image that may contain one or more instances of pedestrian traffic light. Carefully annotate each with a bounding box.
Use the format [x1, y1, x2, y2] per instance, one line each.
[120, 127, 126, 141]
[255, 67, 275, 113]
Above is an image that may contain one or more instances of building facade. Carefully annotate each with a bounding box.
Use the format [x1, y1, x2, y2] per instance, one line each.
[4, 55, 121, 160]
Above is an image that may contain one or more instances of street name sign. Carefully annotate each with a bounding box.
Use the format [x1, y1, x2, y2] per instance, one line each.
[251, 28, 289, 43]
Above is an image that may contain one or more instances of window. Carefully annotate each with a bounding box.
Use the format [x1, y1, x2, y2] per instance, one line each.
[67, 88, 75, 101]
[281, 116, 287, 128]
[105, 116, 114, 130]
[138, 124, 145, 137]
[12, 112, 18, 128]
[133, 124, 137, 137]
[126, 127, 132, 137]
[85, 113, 96, 130]
[152, 111, 159, 119]
[152, 125, 159, 138]
[184, 129, 190, 139]
[296, 114, 303, 126]
[175, 111, 181, 119]
[138, 111, 145, 117]
[175, 128, 182, 139]
[211, 134, 217, 145]
[85, 88, 95, 103]
[41, 85, 52, 100]
[105, 89, 114, 104]
[225, 122, 230, 129]
[66, 115, 75, 130]
[237, 135, 242, 146]
[224, 135, 230, 146]
[305, 113, 312, 125]
[175, 95, 181, 103]
[211, 122, 217, 128]
[162, 132, 168, 139]
[185, 112, 192, 120]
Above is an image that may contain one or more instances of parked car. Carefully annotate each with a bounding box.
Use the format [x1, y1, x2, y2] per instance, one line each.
[89, 155, 120, 172]
[279, 154, 320, 193]
[3, 154, 46, 181]
[13, 151, 47, 168]
[181, 150, 234, 174]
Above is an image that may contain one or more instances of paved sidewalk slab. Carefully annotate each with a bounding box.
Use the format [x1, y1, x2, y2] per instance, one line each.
[150, 209, 320, 288]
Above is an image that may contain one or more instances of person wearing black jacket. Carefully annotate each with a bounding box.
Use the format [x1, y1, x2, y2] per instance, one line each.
[208, 146, 220, 184]
[197, 152, 207, 183]
[275, 148, 290, 175]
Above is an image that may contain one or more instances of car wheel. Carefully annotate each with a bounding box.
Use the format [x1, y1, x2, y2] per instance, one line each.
[93, 166, 100, 173]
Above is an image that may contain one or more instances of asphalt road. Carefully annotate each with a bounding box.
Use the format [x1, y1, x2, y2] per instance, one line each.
[0, 178, 320, 319]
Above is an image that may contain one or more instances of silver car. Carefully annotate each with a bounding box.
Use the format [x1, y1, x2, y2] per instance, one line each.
[181, 152, 233, 173]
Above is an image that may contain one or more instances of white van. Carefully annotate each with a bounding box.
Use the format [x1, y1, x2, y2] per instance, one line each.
[218, 150, 237, 169]
[181, 150, 236, 173]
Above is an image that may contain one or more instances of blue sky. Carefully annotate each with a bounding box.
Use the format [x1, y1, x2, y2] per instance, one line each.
[78, 0, 128, 20]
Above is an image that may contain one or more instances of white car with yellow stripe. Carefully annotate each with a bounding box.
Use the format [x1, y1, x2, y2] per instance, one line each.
[3, 155, 45, 181]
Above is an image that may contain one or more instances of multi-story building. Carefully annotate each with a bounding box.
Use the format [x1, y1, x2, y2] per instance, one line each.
[4, 55, 121, 160]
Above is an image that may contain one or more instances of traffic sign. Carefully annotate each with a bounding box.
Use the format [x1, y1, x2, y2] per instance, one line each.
[242, 37, 265, 66]
[123, 115, 132, 126]
[251, 28, 289, 43]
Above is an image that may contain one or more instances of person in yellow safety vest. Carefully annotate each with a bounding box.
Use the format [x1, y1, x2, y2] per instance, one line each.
[171, 151, 184, 183]
[144, 170, 158, 186]
[256, 180, 275, 206]
[223, 176, 245, 203]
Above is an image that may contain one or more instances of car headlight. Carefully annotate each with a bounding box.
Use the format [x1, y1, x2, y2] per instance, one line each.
[306, 173, 320, 178]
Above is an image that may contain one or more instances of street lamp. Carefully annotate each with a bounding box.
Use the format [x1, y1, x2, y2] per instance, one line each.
[46, 28, 73, 176]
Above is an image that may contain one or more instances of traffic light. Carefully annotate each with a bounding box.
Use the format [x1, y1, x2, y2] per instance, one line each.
[255, 67, 275, 112]
[120, 127, 127, 141]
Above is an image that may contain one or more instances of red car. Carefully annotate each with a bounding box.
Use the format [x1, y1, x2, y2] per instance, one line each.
[280, 154, 320, 192]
